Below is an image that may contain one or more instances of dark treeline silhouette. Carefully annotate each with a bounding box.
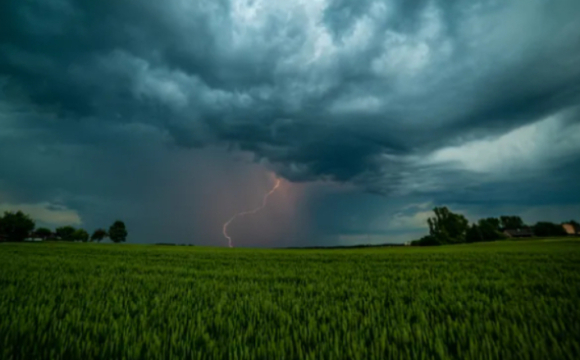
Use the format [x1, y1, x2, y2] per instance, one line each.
[2, 207, 577, 247]
[154, 243, 195, 246]
[412, 207, 580, 246]
[283, 243, 406, 250]
[0, 210, 127, 243]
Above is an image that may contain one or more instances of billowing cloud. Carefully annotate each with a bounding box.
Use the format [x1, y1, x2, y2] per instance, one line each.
[425, 107, 580, 177]
[1, 0, 579, 245]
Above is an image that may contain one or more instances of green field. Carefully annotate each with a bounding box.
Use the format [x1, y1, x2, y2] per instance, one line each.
[1, 239, 580, 359]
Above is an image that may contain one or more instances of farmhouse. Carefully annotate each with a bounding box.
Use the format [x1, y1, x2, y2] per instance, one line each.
[562, 223, 580, 236]
[503, 227, 534, 238]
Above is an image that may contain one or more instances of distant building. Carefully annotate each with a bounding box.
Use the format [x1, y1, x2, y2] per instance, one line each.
[562, 223, 580, 236]
[503, 227, 534, 238]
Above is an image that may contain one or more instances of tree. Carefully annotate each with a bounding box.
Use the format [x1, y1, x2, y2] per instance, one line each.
[477, 218, 506, 241]
[426, 207, 469, 244]
[73, 229, 89, 242]
[34, 227, 53, 240]
[465, 224, 483, 243]
[108, 221, 127, 243]
[481, 217, 501, 231]
[55, 226, 76, 241]
[0, 211, 35, 242]
[500, 216, 525, 230]
[533, 222, 566, 237]
[465, 218, 506, 243]
[90, 229, 108, 242]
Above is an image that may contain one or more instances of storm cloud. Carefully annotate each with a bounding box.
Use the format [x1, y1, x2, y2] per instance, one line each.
[1, 0, 580, 245]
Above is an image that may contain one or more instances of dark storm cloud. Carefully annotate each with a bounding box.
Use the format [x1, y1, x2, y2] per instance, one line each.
[1, 0, 580, 245]
[3, 0, 580, 186]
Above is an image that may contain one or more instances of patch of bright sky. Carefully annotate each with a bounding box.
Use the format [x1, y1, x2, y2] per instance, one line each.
[424, 108, 580, 176]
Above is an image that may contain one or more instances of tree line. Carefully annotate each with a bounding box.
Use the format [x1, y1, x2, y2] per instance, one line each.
[412, 206, 579, 246]
[0, 211, 128, 243]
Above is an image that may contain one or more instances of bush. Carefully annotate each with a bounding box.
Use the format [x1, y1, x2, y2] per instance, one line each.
[411, 235, 442, 246]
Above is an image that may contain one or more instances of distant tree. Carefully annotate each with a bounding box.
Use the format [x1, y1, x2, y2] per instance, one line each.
[533, 222, 567, 237]
[500, 216, 525, 230]
[426, 207, 469, 244]
[477, 218, 506, 241]
[34, 227, 53, 240]
[55, 226, 76, 241]
[465, 224, 483, 243]
[108, 221, 127, 243]
[0, 211, 35, 242]
[465, 219, 506, 243]
[90, 229, 108, 242]
[481, 218, 501, 231]
[73, 229, 89, 242]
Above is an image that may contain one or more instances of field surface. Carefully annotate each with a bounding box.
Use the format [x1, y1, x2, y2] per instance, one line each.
[1, 239, 580, 359]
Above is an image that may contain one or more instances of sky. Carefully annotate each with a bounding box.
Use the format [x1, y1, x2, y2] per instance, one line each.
[1, 0, 580, 247]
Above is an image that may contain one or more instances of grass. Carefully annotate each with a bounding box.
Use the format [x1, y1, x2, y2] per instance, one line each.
[1, 239, 580, 359]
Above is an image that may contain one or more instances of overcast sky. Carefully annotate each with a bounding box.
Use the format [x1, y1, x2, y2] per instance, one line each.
[1, 0, 580, 247]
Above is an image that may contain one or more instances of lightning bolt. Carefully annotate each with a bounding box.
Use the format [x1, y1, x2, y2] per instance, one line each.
[222, 178, 281, 248]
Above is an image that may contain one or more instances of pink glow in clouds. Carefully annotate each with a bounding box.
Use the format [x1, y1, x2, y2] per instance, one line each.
[222, 177, 281, 247]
